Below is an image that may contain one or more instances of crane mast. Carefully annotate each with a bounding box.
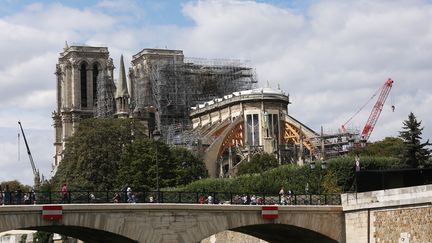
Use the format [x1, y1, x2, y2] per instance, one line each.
[18, 121, 40, 188]
[360, 78, 394, 141]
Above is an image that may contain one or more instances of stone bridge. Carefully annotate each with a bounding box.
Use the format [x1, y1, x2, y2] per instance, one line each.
[0, 204, 344, 243]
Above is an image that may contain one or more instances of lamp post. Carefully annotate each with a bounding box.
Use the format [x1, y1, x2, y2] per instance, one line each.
[309, 161, 327, 194]
[152, 130, 161, 193]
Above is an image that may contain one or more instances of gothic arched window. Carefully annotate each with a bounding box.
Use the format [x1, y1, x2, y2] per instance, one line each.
[80, 63, 87, 108]
[93, 63, 99, 105]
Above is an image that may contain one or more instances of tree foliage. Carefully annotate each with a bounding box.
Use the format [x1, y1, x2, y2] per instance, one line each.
[178, 155, 402, 194]
[51, 118, 207, 191]
[116, 139, 207, 191]
[0, 180, 31, 192]
[237, 153, 279, 175]
[399, 112, 431, 167]
[52, 118, 148, 190]
[359, 137, 404, 158]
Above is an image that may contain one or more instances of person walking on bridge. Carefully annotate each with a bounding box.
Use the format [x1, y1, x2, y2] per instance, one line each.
[61, 183, 69, 204]
[126, 187, 136, 203]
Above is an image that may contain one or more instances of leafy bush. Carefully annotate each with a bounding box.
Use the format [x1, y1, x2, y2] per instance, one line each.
[178, 156, 402, 194]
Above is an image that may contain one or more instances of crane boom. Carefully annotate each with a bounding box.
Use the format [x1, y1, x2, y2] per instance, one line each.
[360, 78, 394, 141]
[18, 121, 39, 186]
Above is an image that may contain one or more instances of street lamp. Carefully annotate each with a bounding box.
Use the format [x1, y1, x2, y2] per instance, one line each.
[152, 130, 161, 193]
[309, 161, 327, 194]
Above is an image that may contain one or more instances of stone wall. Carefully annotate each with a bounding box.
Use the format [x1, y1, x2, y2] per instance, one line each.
[342, 185, 432, 243]
[373, 205, 432, 242]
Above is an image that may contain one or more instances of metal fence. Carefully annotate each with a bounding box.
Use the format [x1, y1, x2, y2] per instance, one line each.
[0, 191, 341, 205]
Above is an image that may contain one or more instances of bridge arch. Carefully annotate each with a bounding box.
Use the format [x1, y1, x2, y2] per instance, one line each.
[23, 226, 136, 243]
[0, 204, 343, 243]
[231, 224, 338, 243]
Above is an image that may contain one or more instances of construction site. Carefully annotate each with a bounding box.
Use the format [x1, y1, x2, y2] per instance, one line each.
[53, 45, 394, 177]
[128, 49, 257, 144]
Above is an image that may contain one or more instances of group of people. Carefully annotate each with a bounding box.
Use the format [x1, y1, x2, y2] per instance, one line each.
[1, 183, 293, 205]
[0, 185, 36, 205]
[199, 195, 215, 204]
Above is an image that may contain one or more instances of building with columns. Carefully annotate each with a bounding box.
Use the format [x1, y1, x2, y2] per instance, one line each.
[52, 44, 331, 177]
[52, 45, 256, 173]
[52, 45, 132, 173]
[189, 88, 318, 177]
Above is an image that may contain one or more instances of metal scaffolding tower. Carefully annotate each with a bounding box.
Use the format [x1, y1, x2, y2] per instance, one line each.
[130, 49, 257, 144]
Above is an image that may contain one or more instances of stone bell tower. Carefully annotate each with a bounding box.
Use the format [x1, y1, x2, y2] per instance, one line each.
[52, 43, 114, 173]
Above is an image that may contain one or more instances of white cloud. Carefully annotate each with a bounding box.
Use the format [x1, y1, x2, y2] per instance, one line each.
[6, 3, 116, 31]
[177, 0, 432, 143]
[1, 0, 432, 184]
[180, 0, 305, 59]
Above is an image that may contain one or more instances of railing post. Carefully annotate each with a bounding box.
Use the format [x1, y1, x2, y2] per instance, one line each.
[178, 192, 182, 203]
[309, 194, 312, 205]
[160, 191, 163, 203]
[230, 192, 233, 205]
[294, 194, 297, 205]
[196, 192, 199, 204]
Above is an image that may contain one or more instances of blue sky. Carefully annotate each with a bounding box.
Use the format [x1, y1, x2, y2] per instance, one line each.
[1, 0, 432, 185]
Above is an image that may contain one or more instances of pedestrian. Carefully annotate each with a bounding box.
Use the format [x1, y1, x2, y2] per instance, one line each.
[89, 193, 96, 203]
[121, 184, 129, 202]
[287, 189, 292, 204]
[126, 187, 135, 203]
[24, 193, 30, 204]
[61, 183, 69, 204]
[30, 189, 36, 205]
[16, 187, 22, 205]
[206, 195, 213, 204]
[279, 186, 285, 205]
[199, 195, 205, 204]
[113, 193, 120, 203]
[250, 195, 257, 205]
[4, 185, 10, 205]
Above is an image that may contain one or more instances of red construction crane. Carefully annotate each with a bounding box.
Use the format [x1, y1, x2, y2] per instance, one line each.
[341, 78, 394, 142]
[360, 78, 394, 141]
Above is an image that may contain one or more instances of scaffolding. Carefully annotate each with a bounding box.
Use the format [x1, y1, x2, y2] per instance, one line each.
[130, 52, 257, 144]
[310, 127, 361, 159]
[95, 71, 116, 118]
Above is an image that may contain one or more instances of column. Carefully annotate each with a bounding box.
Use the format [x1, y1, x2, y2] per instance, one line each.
[64, 63, 72, 109]
[71, 63, 80, 109]
[86, 68, 92, 109]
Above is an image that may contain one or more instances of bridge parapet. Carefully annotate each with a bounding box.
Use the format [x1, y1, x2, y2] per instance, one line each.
[342, 184, 432, 211]
[0, 203, 344, 243]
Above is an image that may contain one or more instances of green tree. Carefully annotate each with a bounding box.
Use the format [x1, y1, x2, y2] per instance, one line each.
[0, 180, 31, 192]
[170, 146, 208, 185]
[116, 139, 207, 190]
[359, 137, 404, 158]
[399, 112, 431, 168]
[52, 118, 148, 190]
[237, 153, 279, 175]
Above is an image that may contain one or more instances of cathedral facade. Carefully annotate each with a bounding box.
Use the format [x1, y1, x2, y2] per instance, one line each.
[52, 44, 256, 173]
[52, 44, 135, 172]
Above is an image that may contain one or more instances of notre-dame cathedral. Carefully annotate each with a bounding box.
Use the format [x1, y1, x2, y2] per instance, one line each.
[52, 43, 257, 173]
